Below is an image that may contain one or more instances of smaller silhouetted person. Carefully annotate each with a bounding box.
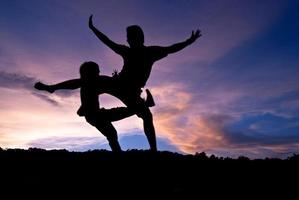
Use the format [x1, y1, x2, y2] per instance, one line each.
[35, 62, 150, 152]
[88, 15, 201, 151]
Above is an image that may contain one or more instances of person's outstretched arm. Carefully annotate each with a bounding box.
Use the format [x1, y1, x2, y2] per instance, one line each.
[89, 15, 126, 54]
[163, 30, 201, 54]
[34, 79, 81, 93]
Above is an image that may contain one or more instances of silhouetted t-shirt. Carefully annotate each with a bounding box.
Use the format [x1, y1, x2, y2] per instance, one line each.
[79, 76, 115, 115]
[113, 45, 169, 88]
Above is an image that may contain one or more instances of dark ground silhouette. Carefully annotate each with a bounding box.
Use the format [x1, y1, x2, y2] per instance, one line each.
[0, 148, 298, 197]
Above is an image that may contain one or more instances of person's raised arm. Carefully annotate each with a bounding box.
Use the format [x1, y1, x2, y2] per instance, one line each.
[163, 30, 201, 54]
[89, 15, 126, 55]
[34, 79, 81, 93]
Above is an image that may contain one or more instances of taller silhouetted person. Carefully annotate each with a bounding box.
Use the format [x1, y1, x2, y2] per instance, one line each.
[88, 15, 201, 151]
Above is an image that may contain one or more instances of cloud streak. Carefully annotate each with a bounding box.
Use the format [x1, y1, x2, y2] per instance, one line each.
[152, 83, 227, 153]
[151, 82, 299, 158]
[0, 70, 38, 90]
[27, 134, 181, 152]
[0, 70, 78, 106]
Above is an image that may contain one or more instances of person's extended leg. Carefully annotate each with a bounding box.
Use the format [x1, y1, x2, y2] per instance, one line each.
[100, 107, 135, 122]
[140, 107, 157, 152]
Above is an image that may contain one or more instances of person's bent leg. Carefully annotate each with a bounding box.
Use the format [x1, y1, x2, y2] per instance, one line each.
[95, 122, 122, 152]
[85, 116, 121, 152]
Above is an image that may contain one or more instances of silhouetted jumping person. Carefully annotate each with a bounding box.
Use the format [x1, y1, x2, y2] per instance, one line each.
[35, 16, 201, 152]
[35, 62, 151, 152]
[87, 15, 201, 151]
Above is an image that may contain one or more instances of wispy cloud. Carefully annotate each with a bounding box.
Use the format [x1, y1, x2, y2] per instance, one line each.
[0, 70, 78, 106]
[27, 136, 104, 151]
[0, 70, 38, 90]
[152, 83, 227, 153]
[151, 82, 299, 158]
[31, 92, 59, 106]
[26, 133, 181, 152]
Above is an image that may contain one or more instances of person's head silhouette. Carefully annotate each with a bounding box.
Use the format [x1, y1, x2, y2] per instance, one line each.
[80, 61, 100, 80]
[126, 25, 144, 48]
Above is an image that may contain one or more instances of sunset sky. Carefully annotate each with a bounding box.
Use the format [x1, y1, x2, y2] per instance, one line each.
[1, 0, 299, 158]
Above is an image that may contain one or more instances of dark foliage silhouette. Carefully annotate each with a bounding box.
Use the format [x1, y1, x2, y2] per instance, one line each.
[0, 148, 298, 197]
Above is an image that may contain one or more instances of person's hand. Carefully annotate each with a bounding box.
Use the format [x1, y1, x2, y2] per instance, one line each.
[34, 82, 55, 93]
[112, 69, 119, 77]
[188, 29, 201, 43]
[89, 14, 94, 29]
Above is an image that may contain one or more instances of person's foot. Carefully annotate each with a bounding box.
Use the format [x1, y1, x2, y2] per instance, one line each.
[145, 89, 155, 107]
[34, 82, 55, 93]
